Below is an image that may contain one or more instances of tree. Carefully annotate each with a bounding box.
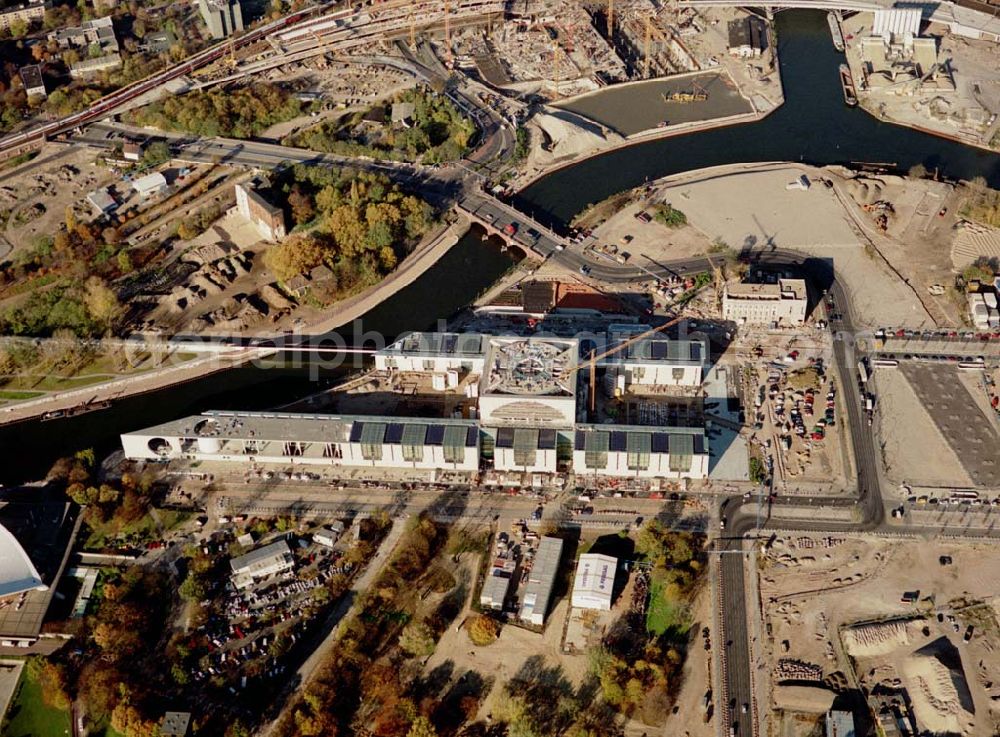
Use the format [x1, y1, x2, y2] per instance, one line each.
[407, 716, 439, 737]
[263, 235, 325, 282]
[142, 140, 170, 167]
[8, 18, 28, 38]
[83, 276, 121, 331]
[288, 184, 315, 225]
[467, 615, 499, 646]
[908, 163, 927, 179]
[399, 620, 435, 657]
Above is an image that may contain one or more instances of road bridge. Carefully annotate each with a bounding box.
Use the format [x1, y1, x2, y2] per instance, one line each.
[678, 0, 880, 10]
[456, 192, 571, 258]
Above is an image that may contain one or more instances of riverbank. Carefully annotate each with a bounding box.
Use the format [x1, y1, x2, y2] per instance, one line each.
[511, 59, 785, 193]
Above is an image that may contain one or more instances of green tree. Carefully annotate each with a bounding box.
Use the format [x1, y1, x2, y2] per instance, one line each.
[399, 620, 435, 657]
[407, 716, 439, 737]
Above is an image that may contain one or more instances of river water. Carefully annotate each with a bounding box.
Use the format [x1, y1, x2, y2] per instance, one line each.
[2, 10, 1000, 482]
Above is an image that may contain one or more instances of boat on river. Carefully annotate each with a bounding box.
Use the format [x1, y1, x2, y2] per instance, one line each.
[839, 63, 858, 106]
[828, 12, 845, 52]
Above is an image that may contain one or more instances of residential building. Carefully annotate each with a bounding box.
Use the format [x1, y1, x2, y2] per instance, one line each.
[121, 412, 481, 472]
[571, 553, 616, 611]
[722, 278, 808, 325]
[599, 326, 706, 390]
[235, 179, 286, 242]
[0, 0, 47, 33]
[122, 140, 142, 161]
[573, 424, 708, 479]
[199, 0, 244, 39]
[49, 16, 118, 51]
[18, 65, 46, 98]
[313, 522, 345, 548]
[727, 16, 767, 57]
[230, 540, 294, 589]
[519, 536, 563, 626]
[131, 171, 168, 198]
[70, 52, 122, 78]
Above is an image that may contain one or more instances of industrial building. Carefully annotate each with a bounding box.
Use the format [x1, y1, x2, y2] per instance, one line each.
[727, 15, 767, 58]
[131, 171, 169, 199]
[312, 522, 345, 548]
[573, 424, 708, 479]
[86, 187, 117, 216]
[480, 558, 516, 610]
[121, 411, 481, 472]
[571, 553, 617, 611]
[519, 536, 563, 626]
[230, 540, 294, 589]
[599, 326, 707, 391]
[722, 278, 808, 326]
[235, 179, 286, 242]
[70, 53, 122, 78]
[199, 0, 244, 39]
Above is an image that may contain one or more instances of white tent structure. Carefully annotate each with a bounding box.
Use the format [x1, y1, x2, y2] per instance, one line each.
[571, 553, 617, 611]
[0, 523, 45, 598]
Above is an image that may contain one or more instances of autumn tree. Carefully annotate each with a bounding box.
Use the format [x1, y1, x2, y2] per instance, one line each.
[407, 716, 439, 737]
[264, 234, 325, 282]
[467, 615, 499, 646]
[83, 276, 121, 332]
[399, 620, 435, 657]
[288, 184, 315, 225]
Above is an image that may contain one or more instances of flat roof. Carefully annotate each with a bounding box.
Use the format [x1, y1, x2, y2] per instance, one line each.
[381, 331, 485, 358]
[18, 65, 43, 90]
[230, 540, 291, 573]
[573, 553, 616, 603]
[603, 328, 706, 365]
[132, 171, 167, 192]
[520, 536, 563, 621]
[482, 337, 577, 397]
[574, 424, 706, 454]
[726, 278, 806, 301]
[125, 411, 479, 446]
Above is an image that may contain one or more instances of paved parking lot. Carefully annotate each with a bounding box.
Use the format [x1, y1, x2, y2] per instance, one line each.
[900, 363, 1000, 487]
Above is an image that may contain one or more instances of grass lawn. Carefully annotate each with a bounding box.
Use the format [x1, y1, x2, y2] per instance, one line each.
[646, 574, 691, 638]
[2, 664, 71, 737]
[84, 508, 191, 551]
[0, 390, 44, 400]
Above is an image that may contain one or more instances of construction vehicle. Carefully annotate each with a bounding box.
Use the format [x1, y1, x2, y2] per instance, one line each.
[663, 80, 708, 103]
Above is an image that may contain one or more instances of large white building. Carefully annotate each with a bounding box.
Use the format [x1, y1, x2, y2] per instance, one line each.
[492, 427, 559, 473]
[722, 279, 807, 325]
[230, 540, 294, 589]
[571, 553, 617, 611]
[600, 326, 706, 391]
[479, 337, 578, 428]
[121, 412, 480, 472]
[573, 424, 708, 479]
[374, 332, 486, 374]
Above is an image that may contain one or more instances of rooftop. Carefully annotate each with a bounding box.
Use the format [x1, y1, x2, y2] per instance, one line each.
[725, 278, 806, 301]
[383, 331, 485, 358]
[482, 337, 577, 397]
[574, 424, 706, 455]
[573, 553, 617, 600]
[127, 411, 479, 446]
[230, 540, 291, 573]
[602, 327, 706, 365]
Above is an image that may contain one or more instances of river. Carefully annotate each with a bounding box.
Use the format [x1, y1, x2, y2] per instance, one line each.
[2, 10, 1000, 483]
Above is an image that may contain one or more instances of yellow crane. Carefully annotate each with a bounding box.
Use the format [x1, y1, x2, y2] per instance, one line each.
[444, 0, 453, 68]
[560, 314, 688, 412]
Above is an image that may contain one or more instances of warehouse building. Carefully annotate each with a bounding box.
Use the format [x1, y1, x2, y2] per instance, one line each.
[131, 171, 168, 198]
[573, 424, 708, 479]
[480, 558, 516, 610]
[599, 326, 707, 390]
[230, 540, 294, 589]
[235, 179, 286, 242]
[122, 411, 480, 472]
[571, 553, 617, 611]
[723, 278, 807, 325]
[519, 536, 563, 626]
[374, 332, 486, 374]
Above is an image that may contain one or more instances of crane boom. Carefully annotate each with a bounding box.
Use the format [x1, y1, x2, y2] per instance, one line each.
[560, 313, 687, 381]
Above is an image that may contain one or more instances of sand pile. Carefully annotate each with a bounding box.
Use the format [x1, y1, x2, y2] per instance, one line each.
[843, 621, 910, 657]
[902, 639, 975, 735]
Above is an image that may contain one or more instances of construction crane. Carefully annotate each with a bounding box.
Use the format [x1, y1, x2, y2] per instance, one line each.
[663, 79, 708, 103]
[607, 0, 614, 38]
[560, 313, 688, 412]
[409, 7, 416, 48]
